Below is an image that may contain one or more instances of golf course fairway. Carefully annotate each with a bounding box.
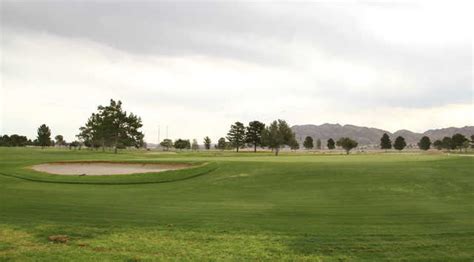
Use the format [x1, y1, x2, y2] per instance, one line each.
[0, 147, 473, 261]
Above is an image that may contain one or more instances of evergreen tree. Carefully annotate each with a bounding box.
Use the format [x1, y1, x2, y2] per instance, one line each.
[433, 139, 443, 150]
[203, 136, 211, 150]
[37, 124, 52, 148]
[441, 136, 453, 150]
[290, 138, 300, 150]
[245, 121, 265, 152]
[380, 133, 392, 150]
[217, 137, 226, 150]
[191, 139, 199, 151]
[77, 99, 144, 153]
[393, 136, 406, 151]
[316, 138, 322, 150]
[451, 133, 468, 151]
[227, 122, 246, 152]
[327, 138, 335, 150]
[261, 119, 296, 156]
[418, 136, 431, 151]
[303, 136, 314, 149]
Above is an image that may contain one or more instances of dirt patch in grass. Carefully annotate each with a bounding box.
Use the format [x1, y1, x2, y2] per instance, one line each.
[48, 235, 69, 243]
[31, 162, 191, 176]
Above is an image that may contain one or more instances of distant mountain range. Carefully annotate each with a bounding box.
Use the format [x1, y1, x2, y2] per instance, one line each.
[291, 124, 474, 146]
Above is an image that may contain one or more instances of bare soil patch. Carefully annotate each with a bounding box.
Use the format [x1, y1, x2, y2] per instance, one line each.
[48, 235, 69, 243]
[31, 162, 190, 176]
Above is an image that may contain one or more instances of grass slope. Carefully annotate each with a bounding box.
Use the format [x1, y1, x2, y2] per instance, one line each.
[0, 147, 473, 261]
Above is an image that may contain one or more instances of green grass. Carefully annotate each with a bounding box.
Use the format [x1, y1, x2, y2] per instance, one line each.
[0, 147, 473, 261]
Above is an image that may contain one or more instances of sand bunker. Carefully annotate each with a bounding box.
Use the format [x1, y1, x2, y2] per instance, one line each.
[31, 162, 190, 176]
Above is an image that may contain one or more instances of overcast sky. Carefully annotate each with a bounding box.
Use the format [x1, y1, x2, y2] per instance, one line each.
[1, 0, 472, 143]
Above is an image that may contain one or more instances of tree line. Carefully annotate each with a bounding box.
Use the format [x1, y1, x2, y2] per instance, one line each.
[160, 138, 200, 151]
[379, 133, 472, 152]
[423, 134, 472, 151]
[159, 120, 362, 155]
[1, 125, 83, 149]
[2, 99, 473, 154]
[0, 125, 66, 148]
[296, 132, 473, 154]
[0, 100, 145, 153]
[302, 136, 357, 154]
[159, 120, 298, 156]
[0, 134, 30, 147]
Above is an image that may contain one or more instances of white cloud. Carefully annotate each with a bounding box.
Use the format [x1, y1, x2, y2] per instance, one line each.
[0, 30, 310, 142]
[358, 2, 472, 47]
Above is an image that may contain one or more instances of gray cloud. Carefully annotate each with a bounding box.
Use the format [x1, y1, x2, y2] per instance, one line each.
[2, 2, 394, 62]
[2, 1, 471, 109]
[2, 2, 468, 61]
[1, 1, 472, 140]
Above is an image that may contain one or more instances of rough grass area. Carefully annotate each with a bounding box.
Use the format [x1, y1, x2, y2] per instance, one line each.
[0, 147, 473, 261]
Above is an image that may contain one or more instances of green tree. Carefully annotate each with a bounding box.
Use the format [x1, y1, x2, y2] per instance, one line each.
[461, 140, 470, 152]
[393, 136, 406, 151]
[262, 119, 296, 156]
[174, 139, 190, 150]
[217, 137, 226, 150]
[316, 138, 322, 150]
[69, 141, 81, 150]
[227, 122, 246, 152]
[451, 133, 468, 151]
[418, 136, 431, 151]
[0, 135, 28, 147]
[441, 136, 453, 150]
[160, 139, 173, 151]
[203, 136, 211, 150]
[433, 139, 443, 150]
[290, 138, 300, 150]
[225, 141, 233, 150]
[78, 99, 144, 153]
[77, 112, 104, 150]
[327, 138, 335, 150]
[12, 135, 27, 146]
[336, 137, 358, 154]
[37, 124, 52, 148]
[0, 135, 11, 146]
[303, 136, 314, 149]
[245, 121, 265, 152]
[380, 133, 392, 150]
[55, 135, 66, 146]
[191, 139, 199, 151]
